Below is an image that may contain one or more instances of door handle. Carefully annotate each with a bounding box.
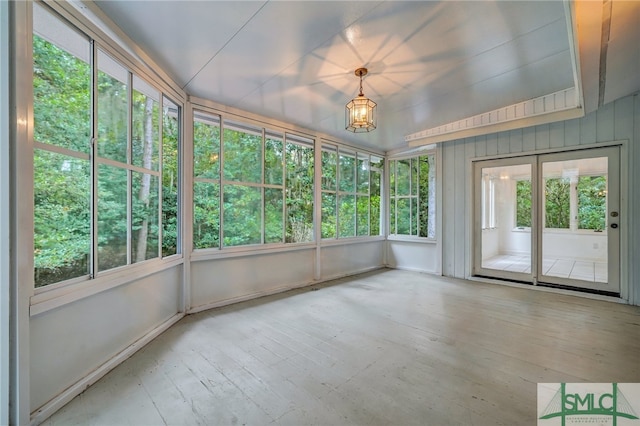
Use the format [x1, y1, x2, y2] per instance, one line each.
[611, 223, 618, 229]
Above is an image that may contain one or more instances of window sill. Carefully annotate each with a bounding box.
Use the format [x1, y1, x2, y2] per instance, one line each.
[191, 242, 317, 261]
[387, 235, 437, 244]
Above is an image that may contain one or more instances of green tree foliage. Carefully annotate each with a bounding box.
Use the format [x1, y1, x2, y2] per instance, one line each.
[162, 100, 180, 256]
[285, 142, 314, 243]
[33, 35, 176, 286]
[545, 178, 570, 229]
[418, 156, 430, 237]
[516, 180, 532, 228]
[193, 118, 220, 249]
[390, 155, 432, 237]
[33, 35, 91, 286]
[578, 176, 607, 230]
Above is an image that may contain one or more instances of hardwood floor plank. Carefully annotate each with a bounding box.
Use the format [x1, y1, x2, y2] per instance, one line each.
[43, 269, 640, 426]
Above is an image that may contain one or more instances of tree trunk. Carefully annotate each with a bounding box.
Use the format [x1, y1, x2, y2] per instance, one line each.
[136, 97, 154, 262]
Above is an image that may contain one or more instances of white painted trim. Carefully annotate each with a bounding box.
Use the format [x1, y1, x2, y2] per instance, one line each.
[408, 105, 584, 147]
[13, 1, 33, 422]
[406, 88, 579, 143]
[387, 235, 437, 244]
[0, 1, 10, 423]
[190, 96, 385, 157]
[313, 137, 323, 281]
[563, 0, 584, 110]
[389, 265, 442, 276]
[320, 236, 385, 247]
[182, 102, 193, 313]
[468, 139, 627, 162]
[467, 276, 627, 305]
[29, 312, 184, 426]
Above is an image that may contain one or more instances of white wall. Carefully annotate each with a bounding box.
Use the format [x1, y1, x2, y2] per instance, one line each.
[191, 241, 385, 312]
[542, 231, 607, 262]
[29, 266, 182, 412]
[190, 248, 315, 310]
[321, 241, 385, 279]
[441, 94, 639, 305]
[386, 240, 438, 273]
[481, 229, 500, 260]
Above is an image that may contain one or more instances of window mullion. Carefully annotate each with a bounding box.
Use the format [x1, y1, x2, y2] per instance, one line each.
[261, 128, 265, 245]
[282, 137, 287, 243]
[219, 120, 224, 248]
[126, 71, 133, 265]
[158, 96, 164, 257]
[90, 40, 98, 278]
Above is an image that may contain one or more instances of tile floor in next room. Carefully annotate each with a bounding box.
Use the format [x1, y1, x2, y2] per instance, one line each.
[482, 254, 607, 282]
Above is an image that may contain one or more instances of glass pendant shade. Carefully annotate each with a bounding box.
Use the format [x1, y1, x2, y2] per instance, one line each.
[345, 68, 377, 133]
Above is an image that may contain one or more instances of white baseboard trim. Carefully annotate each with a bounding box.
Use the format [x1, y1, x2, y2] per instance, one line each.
[188, 265, 386, 314]
[30, 312, 185, 426]
[386, 264, 440, 275]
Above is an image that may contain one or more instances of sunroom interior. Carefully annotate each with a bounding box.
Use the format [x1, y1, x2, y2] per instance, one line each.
[2, 0, 640, 424]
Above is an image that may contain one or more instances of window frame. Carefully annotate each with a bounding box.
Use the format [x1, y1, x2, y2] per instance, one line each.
[388, 151, 436, 240]
[30, 1, 184, 298]
[320, 141, 382, 240]
[192, 108, 317, 252]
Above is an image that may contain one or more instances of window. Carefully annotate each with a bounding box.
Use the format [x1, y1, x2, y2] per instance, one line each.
[285, 135, 314, 243]
[193, 111, 221, 249]
[389, 154, 435, 238]
[515, 174, 607, 231]
[321, 144, 382, 239]
[33, 8, 91, 286]
[33, 3, 181, 288]
[578, 176, 607, 231]
[193, 114, 315, 249]
[162, 97, 180, 256]
[481, 175, 496, 229]
[544, 177, 570, 229]
[515, 179, 532, 228]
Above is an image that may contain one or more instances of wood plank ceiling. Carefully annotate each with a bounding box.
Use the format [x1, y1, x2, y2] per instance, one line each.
[89, 0, 640, 152]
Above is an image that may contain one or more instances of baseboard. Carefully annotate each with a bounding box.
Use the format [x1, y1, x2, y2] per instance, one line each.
[30, 312, 185, 426]
[386, 264, 440, 275]
[188, 265, 386, 314]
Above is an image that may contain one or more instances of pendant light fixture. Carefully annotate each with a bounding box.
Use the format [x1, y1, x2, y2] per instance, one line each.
[345, 67, 377, 133]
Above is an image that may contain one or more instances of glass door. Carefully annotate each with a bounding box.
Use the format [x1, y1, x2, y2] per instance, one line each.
[473, 156, 537, 282]
[473, 147, 620, 295]
[538, 147, 620, 293]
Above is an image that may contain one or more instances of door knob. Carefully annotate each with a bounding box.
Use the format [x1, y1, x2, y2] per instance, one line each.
[611, 223, 618, 229]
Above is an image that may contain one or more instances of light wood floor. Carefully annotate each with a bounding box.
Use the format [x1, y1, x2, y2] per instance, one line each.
[43, 269, 640, 425]
[483, 254, 608, 282]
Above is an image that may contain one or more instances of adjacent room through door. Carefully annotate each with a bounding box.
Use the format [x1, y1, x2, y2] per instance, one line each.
[473, 146, 620, 295]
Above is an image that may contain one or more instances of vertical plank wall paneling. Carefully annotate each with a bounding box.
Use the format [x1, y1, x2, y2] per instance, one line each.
[509, 129, 523, 153]
[454, 140, 467, 278]
[442, 140, 456, 276]
[634, 94, 640, 305]
[440, 92, 639, 305]
[523, 126, 536, 152]
[564, 116, 580, 146]
[463, 138, 476, 278]
[535, 123, 550, 150]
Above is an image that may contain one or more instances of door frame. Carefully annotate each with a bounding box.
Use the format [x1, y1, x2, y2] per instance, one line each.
[471, 144, 623, 296]
[472, 155, 538, 283]
[536, 146, 620, 293]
